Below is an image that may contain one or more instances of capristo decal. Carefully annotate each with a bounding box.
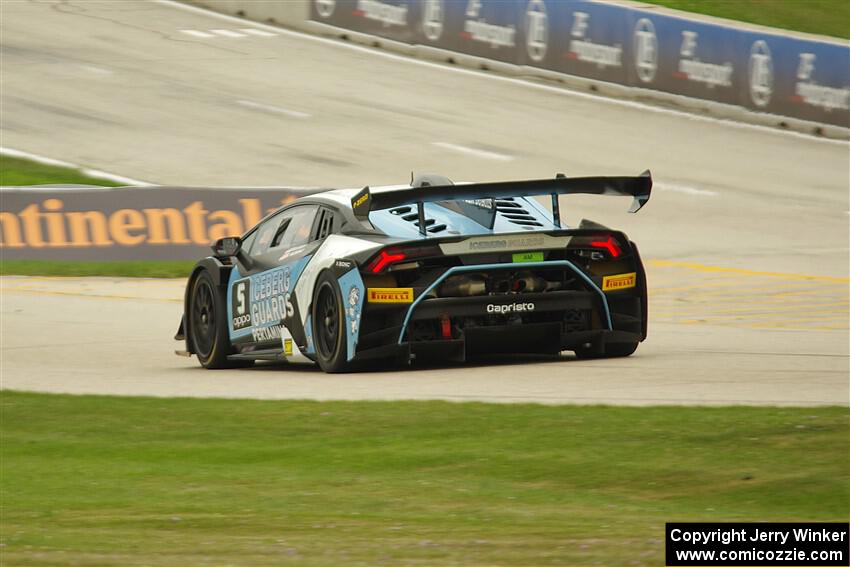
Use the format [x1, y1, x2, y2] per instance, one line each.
[487, 302, 535, 314]
[602, 272, 637, 291]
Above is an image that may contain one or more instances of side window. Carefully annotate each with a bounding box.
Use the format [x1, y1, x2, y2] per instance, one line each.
[249, 211, 285, 256]
[314, 208, 335, 240]
[240, 229, 258, 256]
[269, 206, 318, 250]
[249, 205, 319, 259]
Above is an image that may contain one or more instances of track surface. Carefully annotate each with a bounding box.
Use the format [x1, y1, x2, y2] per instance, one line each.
[1, 1, 848, 405]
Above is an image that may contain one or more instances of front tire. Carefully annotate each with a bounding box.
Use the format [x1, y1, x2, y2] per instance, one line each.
[312, 272, 351, 373]
[189, 270, 238, 369]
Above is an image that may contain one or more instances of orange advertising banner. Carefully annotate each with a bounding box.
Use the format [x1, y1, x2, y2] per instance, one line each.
[0, 186, 320, 260]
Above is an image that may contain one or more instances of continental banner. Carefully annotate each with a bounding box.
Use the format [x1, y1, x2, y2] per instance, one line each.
[0, 186, 319, 260]
[310, 0, 850, 128]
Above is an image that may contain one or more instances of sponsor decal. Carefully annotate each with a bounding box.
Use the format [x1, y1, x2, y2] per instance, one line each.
[633, 18, 657, 83]
[231, 265, 300, 340]
[283, 338, 293, 357]
[314, 0, 335, 18]
[469, 235, 545, 251]
[251, 267, 295, 325]
[367, 287, 414, 303]
[335, 259, 353, 269]
[463, 198, 494, 209]
[748, 39, 773, 107]
[422, 0, 443, 41]
[512, 251, 544, 263]
[348, 285, 362, 333]
[673, 30, 733, 88]
[462, 0, 516, 48]
[525, 0, 547, 62]
[487, 302, 535, 314]
[231, 278, 252, 330]
[602, 272, 637, 292]
[792, 53, 850, 111]
[567, 11, 622, 68]
[253, 324, 283, 343]
[278, 244, 306, 261]
[354, 0, 408, 27]
[339, 270, 366, 361]
[351, 188, 371, 218]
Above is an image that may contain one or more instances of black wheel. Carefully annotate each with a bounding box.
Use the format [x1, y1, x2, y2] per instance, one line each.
[189, 270, 247, 369]
[574, 341, 639, 360]
[311, 272, 351, 373]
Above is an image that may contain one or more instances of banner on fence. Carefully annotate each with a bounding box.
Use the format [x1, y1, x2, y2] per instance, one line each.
[309, 0, 850, 128]
[0, 186, 319, 260]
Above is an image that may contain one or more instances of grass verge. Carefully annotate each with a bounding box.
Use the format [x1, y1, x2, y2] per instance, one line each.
[0, 155, 124, 187]
[1, 391, 847, 566]
[645, 0, 849, 39]
[0, 260, 194, 279]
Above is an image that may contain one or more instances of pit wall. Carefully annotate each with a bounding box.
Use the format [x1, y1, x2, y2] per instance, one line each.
[183, 0, 850, 139]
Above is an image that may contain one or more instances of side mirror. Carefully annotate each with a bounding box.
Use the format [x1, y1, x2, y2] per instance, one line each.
[212, 236, 241, 257]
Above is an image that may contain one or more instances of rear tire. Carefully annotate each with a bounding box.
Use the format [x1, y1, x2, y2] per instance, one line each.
[574, 341, 639, 359]
[189, 270, 249, 369]
[311, 272, 351, 373]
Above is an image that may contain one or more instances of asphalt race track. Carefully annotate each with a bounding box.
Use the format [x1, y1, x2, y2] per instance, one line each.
[1, 1, 848, 405]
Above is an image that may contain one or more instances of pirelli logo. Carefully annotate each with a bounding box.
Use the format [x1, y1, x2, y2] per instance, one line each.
[367, 287, 414, 303]
[602, 272, 637, 292]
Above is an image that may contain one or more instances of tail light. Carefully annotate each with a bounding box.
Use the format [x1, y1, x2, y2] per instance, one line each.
[589, 235, 622, 258]
[367, 249, 407, 273]
[569, 234, 624, 259]
[365, 245, 440, 273]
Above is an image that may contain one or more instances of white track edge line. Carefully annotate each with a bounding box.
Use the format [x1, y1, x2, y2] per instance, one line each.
[156, 0, 848, 147]
[0, 147, 152, 186]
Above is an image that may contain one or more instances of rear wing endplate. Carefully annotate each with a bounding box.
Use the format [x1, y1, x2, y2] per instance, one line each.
[351, 171, 652, 235]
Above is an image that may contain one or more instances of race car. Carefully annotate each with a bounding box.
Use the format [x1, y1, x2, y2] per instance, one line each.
[175, 172, 652, 372]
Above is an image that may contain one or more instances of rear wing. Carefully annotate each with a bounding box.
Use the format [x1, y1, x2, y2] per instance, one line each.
[351, 171, 652, 235]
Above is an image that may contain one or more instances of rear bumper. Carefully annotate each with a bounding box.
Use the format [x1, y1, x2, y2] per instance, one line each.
[353, 258, 645, 363]
[354, 326, 642, 362]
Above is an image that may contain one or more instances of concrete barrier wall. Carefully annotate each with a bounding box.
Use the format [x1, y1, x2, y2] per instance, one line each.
[183, 0, 850, 139]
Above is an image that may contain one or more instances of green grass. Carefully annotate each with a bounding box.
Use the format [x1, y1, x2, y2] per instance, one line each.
[0, 155, 124, 187]
[645, 0, 850, 39]
[0, 260, 194, 279]
[1, 391, 847, 566]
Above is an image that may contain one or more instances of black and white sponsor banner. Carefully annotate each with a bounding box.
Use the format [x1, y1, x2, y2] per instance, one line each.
[310, 0, 850, 128]
[666, 523, 849, 566]
[0, 186, 319, 260]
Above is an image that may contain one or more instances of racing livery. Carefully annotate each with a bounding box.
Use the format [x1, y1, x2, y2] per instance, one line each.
[175, 172, 652, 372]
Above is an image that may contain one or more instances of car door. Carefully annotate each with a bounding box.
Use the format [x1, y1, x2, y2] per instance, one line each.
[227, 205, 321, 351]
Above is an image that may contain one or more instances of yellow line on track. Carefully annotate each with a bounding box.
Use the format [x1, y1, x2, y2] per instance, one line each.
[0, 287, 181, 303]
[647, 259, 850, 283]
